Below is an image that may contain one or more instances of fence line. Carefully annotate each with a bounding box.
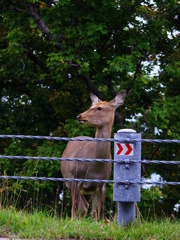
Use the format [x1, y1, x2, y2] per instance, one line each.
[0, 134, 180, 143]
[0, 175, 180, 186]
[0, 155, 180, 165]
[0, 134, 179, 188]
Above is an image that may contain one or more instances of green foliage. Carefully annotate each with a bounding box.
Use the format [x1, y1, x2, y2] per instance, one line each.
[64, 119, 94, 137]
[148, 96, 180, 139]
[0, 139, 65, 210]
[139, 187, 165, 218]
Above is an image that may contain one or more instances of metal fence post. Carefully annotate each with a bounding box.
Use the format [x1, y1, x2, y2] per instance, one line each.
[113, 129, 141, 227]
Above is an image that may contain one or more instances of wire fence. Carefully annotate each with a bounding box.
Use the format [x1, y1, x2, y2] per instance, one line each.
[0, 134, 179, 186]
[0, 134, 180, 143]
[0, 155, 180, 165]
[0, 175, 180, 186]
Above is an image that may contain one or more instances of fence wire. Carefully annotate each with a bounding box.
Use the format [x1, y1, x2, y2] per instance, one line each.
[0, 134, 179, 187]
[0, 175, 180, 186]
[0, 155, 180, 165]
[0, 134, 180, 143]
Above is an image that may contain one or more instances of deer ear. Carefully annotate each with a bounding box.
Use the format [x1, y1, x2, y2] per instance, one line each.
[90, 92, 101, 106]
[110, 91, 126, 108]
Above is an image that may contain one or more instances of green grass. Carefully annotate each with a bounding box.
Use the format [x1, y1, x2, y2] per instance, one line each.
[0, 207, 180, 239]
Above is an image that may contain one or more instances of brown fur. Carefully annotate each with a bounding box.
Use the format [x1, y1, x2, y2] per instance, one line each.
[61, 91, 126, 219]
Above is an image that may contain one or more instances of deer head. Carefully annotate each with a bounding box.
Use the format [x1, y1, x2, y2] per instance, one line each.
[76, 91, 126, 128]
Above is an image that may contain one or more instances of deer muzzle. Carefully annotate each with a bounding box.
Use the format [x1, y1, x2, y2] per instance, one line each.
[77, 115, 87, 124]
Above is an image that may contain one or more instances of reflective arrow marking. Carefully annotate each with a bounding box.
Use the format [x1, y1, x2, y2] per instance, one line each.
[116, 143, 133, 156]
[116, 143, 123, 155]
[125, 143, 133, 155]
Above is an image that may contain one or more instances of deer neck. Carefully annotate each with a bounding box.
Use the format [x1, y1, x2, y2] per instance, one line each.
[94, 125, 112, 159]
[95, 125, 112, 138]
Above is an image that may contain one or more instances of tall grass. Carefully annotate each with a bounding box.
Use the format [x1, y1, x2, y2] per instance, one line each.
[0, 178, 62, 216]
[0, 207, 180, 239]
[0, 179, 180, 239]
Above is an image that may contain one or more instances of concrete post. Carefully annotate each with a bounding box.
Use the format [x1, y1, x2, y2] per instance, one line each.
[113, 129, 141, 227]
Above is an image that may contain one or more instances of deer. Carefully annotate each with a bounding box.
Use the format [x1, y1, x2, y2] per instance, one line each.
[61, 91, 126, 219]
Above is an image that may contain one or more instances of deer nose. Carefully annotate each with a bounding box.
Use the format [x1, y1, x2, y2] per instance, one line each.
[77, 115, 82, 121]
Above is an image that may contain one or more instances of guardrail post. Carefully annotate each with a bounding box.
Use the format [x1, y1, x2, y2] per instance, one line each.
[113, 129, 141, 227]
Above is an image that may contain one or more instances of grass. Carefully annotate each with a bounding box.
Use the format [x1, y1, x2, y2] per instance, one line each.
[0, 207, 180, 239]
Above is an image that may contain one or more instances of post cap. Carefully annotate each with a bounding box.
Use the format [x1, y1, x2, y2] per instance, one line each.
[117, 129, 136, 133]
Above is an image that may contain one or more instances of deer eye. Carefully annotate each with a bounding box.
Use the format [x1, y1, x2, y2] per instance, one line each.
[97, 107, 102, 111]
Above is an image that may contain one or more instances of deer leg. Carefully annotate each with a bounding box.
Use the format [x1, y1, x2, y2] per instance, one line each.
[78, 194, 89, 218]
[91, 184, 106, 220]
[91, 197, 97, 220]
[91, 191, 99, 220]
[71, 182, 80, 219]
[97, 183, 106, 220]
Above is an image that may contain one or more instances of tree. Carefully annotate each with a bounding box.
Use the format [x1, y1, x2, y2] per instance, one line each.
[0, 0, 179, 217]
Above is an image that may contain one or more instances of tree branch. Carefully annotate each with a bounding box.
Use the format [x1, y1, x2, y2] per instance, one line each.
[27, 50, 48, 72]
[107, 79, 117, 98]
[12, 6, 29, 14]
[21, 0, 53, 40]
[79, 74, 103, 100]
[127, 63, 141, 94]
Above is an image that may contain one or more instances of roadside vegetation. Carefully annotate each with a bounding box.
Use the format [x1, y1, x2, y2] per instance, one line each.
[0, 207, 180, 240]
